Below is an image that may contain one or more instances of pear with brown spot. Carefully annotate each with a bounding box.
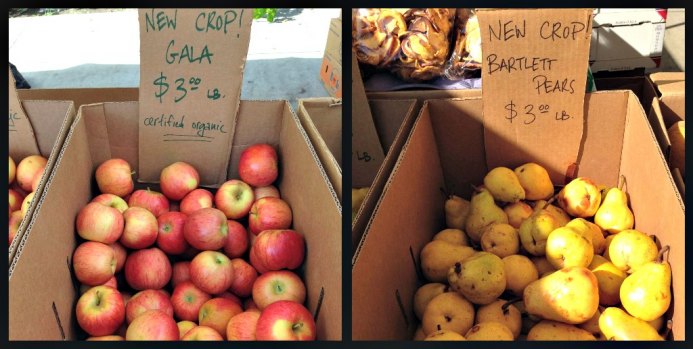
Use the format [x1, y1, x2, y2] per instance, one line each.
[523, 266, 599, 324]
[447, 252, 506, 305]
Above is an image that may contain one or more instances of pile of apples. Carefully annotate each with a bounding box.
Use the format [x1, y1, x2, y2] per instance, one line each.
[414, 163, 672, 341]
[72, 144, 316, 341]
[9, 154, 48, 244]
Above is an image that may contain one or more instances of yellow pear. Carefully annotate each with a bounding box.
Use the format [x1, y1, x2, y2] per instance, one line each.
[503, 201, 533, 229]
[594, 187, 634, 234]
[413, 283, 449, 320]
[514, 162, 554, 200]
[420, 240, 476, 282]
[647, 316, 665, 333]
[422, 292, 475, 335]
[668, 121, 685, 177]
[602, 234, 616, 261]
[484, 167, 526, 203]
[557, 177, 601, 218]
[566, 218, 606, 255]
[533, 199, 570, 226]
[465, 188, 508, 242]
[599, 307, 664, 340]
[351, 187, 369, 222]
[620, 259, 672, 321]
[502, 254, 538, 296]
[527, 320, 597, 340]
[523, 267, 599, 324]
[448, 252, 506, 305]
[530, 256, 556, 278]
[413, 326, 426, 340]
[608, 230, 658, 273]
[480, 223, 519, 258]
[465, 322, 514, 340]
[578, 307, 606, 340]
[545, 226, 594, 269]
[588, 255, 626, 306]
[424, 329, 466, 341]
[518, 208, 560, 256]
[475, 299, 522, 339]
[445, 194, 470, 230]
[433, 228, 469, 246]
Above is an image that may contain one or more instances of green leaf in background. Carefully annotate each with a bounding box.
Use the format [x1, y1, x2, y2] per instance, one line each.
[253, 8, 277, 22]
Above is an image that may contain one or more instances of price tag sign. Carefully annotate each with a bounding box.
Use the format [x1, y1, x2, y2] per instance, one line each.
[138, 9, 251, 185]
[8, 66, 41, 159]
[478, 9, 593, 182]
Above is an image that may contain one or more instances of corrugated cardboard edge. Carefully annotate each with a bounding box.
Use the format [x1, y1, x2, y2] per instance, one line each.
[8, 100, 76, 264]
[296, 97, 343, 202]
[649, 71, 685, 85]
[351, 99, 416, 253]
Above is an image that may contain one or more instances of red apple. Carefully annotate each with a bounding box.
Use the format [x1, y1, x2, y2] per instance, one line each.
[249, 197, 292, 235]
[252, 270, 306, 310]
[92, 193, 129, 213]
[244, 298, 259, 311]
[9, 188, 24, 212]
[124, 247, 171, 290]
[238, 144, 278, 187]
[126, 289, 175, 324]
[229, 258, 258, 298]
[125, 309, 178, 340]
[216, 291, 243, 309]
[189, 251, 234, 294]
[76, 285, 125, 337]
[109, 242, 127, 273]
[120, 207, 158, 249]
[181, 325, 223, 340]
[73, 241, 116, 286]
[223, 220, 249, 259]
[183, 207, 229, 251]
[160, 162, 200, 201]
[250, 230, 305, 274]
[171, 281, 211, 321]
[9, 210, 22, 244]
[180, 188, 214, 215]
[19, 191, 34, 219]
[214, 179, 254, 219]
[157, 211, 189, 255]
[171, 261, 191, 288]
[226, 310, 261, 340]
[76, 202, 124, 244]
[177, 320, 197, 339]
[199, 297, 243, 338]
[30, 167, 45, 192]
[86, 335, 125, 341]
[253, 185, 280, 200]
[16, 155, 47, 192]
[256, 301, 315, 341]
[128, 189, 170, 217]
[9, 156, 16, 185]
[95, 158, 134, 197]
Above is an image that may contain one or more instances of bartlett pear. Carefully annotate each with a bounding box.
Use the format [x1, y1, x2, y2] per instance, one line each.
[668, 121, 685, 177]
[484, 167, 525, 203]
[527, 320, 597, 340]
[566, 218, 606, 255]
[545, 226, 594, 269]
[465, 322, 514, 340]
[480, 223, 519, 258]
[523, 266, 599, 324]
[503, 201, 533, 229]
[465, 188, 508, 242]
[608, 229, 658, 273]
[588, 255, 626, 306]
[599, 307, 663, 340]
[420, 240, 475, 282]
[413, 283, 449, 320]
[519, 208, 561, 256]
[445, 194, 470, 230]
[534, 199, 570, 226]
[475, 299, 522, 339]
[514, 162, 554, 200]
[432, 228, 469, 246]
[594, 187, 634, 234]
[620, 259, 671, 321]
[448, 252, 505, 305]
[557, 177, 601, 218]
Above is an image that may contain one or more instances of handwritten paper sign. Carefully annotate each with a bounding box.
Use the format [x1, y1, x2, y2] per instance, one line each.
[138, 9, 251, 185]
[8, 66, 41, 159]
[478, 9, 593, 182]
[352, 51, 385, 187]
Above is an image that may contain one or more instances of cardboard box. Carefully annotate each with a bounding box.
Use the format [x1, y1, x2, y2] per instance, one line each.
[589, 9, 667, 72]
[320, 18, 342, 98]
[352, 91, 685, 340]
[297, 98, 343, 201]
[18, 87, 139, 111]
[351, 98, 417, 253]
[8, 100, 342, 340]
[8, 89, 76, 262]
[594, 76, 658, 117]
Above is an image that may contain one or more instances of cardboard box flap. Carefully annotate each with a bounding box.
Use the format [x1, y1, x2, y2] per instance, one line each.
[648, 98, 672, 159]
[650, 71, 685, 85]
[620, 92, 685, 339]
[353, 104, 444, 339]
[138, 9, 252, 186]
[369, 99, 415, 153]
[478, 9, 592, 184]
[17, 87, 139, 111]
[9, 66, 41, 158]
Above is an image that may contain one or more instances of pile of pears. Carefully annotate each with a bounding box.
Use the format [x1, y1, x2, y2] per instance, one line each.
[414, 163, 672, 341]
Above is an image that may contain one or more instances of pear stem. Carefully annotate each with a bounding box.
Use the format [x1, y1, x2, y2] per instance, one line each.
[437, 324, 442, 332]
[657, 245, 670, 263]
[618, 175, 626, 191]
[470, 184, 482, 193]
[501, 297, 522, 314]
[661, 319, 672, 338]
[545, 195, 557, 207]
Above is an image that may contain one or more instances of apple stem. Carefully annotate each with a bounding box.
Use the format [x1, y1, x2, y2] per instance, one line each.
[501, 297, 522, 314]
[657, 245, 670, 263]
[292, 323, 303, 331]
